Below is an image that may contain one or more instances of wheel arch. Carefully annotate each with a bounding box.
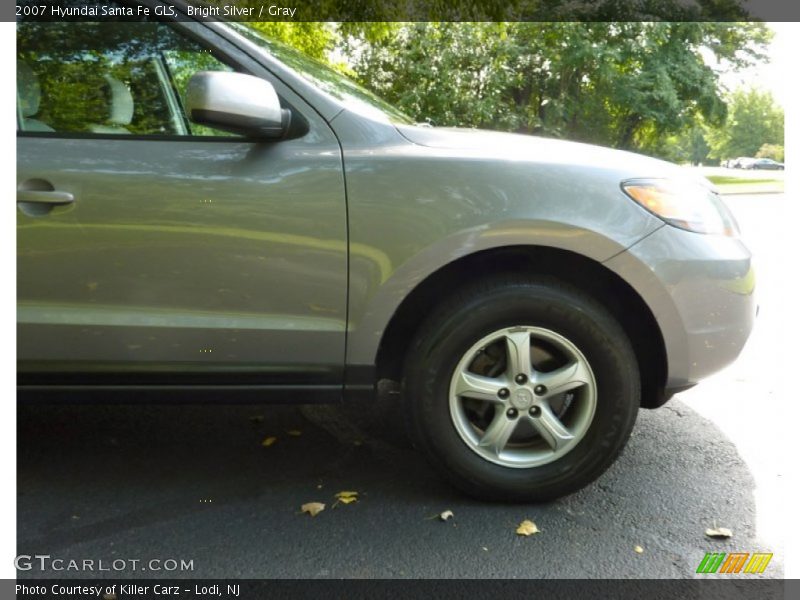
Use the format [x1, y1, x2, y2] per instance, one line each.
[372, 245, 669, 409]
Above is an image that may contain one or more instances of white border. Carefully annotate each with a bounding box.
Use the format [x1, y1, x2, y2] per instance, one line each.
[779, 22, 799, 580]
[1, 21, 18, 580]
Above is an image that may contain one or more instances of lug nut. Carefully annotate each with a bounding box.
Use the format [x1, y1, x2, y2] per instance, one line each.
[529, 406, 541, 417]
[506, 408, 518, 418]
[514, 373, 528, 385]
[498, 388, 510, 399]
[534, 384, 547, 396]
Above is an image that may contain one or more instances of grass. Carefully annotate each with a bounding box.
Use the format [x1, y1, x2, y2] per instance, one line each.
[706, 175, 779, 186]
[702, 173, 784, 194]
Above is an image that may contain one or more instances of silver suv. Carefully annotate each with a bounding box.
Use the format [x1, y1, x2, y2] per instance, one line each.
[17, 3, 756, 500]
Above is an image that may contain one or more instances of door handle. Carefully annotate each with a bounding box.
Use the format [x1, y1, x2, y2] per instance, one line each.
[17, 190, 75, 205]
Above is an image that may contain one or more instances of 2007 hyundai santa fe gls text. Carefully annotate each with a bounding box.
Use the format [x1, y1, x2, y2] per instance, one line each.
[16, 0, 756, 501]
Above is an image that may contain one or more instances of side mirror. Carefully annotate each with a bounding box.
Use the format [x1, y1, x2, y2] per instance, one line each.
[185, 71, 290, 138]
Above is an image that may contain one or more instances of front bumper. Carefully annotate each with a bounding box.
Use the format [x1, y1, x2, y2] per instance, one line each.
[605, 225, 756, 389]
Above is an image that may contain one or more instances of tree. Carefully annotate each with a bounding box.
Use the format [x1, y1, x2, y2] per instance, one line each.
[756, 143, 784, 162]
[654, 124, 713, 165]
[247, 23, 335, 62]
[343, 22, 771, 157]
[706, 88, 784, 160]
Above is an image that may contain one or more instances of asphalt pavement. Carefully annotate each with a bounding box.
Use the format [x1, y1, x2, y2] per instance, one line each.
[16, 194, 787, 579]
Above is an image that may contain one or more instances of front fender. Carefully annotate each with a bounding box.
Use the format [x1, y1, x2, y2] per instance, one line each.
[346, 220, 656, 366]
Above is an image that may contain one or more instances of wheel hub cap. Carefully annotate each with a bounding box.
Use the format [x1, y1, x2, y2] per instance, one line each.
[511, 388, 534, 410]
[448, 325, 597, 469]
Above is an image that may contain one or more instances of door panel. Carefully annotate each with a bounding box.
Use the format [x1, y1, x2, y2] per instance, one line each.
[17, 20, 348, 381]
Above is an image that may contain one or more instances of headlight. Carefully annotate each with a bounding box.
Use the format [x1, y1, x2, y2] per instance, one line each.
[621, 178, 739, 237]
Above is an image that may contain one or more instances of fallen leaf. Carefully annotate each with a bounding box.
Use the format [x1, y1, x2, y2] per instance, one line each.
[334, 491, 358, 505]
[301, 502, 325, 517]
[439, 510, 454, 522]
[634, 545, 644, 554]
[516, 519, 540, 536]
[261, 436, 277, 447]
[705, 526, 733, 539]
[287, 430, 302, 437]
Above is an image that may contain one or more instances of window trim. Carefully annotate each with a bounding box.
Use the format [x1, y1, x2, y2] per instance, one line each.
[16, 130, 273, 143]
[152, 53, 190, 136]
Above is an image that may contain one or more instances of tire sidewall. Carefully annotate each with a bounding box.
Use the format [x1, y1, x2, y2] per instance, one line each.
[406, 281, 639, 500]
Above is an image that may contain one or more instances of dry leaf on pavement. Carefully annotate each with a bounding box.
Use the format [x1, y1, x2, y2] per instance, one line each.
[301, 502, 325, 517]
[261, 436, 277, 447]
[516, 519, 540, 536]
[334, 491, 358, 505]
[705, 526, 733, 539]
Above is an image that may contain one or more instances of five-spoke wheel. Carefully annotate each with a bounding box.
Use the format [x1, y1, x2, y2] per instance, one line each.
[449, 326, 596, 468]
[404, 277, 640, 501]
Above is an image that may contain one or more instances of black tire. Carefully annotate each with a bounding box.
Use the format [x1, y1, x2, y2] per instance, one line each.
[403, 276, 640, 501]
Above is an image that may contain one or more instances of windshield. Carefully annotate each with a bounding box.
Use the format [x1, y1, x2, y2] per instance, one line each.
[229, 23, 414, 125]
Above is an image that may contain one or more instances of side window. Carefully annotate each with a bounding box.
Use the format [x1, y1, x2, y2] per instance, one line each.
[17, 19, 238, 137]
[162, 49, 234, 137]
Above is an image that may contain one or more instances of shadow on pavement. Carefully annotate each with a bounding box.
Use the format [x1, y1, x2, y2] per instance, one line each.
[16, 397, 779, 578]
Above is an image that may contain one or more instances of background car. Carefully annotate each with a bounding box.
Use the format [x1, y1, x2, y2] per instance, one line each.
[747, 158, 784, 170]
[730, 156, 756, 169]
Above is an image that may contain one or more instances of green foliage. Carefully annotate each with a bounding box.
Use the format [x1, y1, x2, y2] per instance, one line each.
[247, 23, 335, 62]
[706, 88, 784, 160]
[341, 22, 771, 157]
[652, 124, 713, 165]
[755, 143, 784, 162]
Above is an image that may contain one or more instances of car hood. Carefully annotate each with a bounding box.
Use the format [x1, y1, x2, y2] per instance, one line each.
[395, 125, 700, 184]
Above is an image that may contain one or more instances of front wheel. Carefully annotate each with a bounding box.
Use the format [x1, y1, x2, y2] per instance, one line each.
[403, 277, 641, 501]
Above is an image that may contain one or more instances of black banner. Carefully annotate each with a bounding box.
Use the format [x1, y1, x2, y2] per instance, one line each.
[6, 579, 793, 600]
[10, 0, 800, 23]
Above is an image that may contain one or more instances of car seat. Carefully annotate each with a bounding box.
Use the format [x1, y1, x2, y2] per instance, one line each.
[17, 60, 54, 132]
[89, 75, 134, 134]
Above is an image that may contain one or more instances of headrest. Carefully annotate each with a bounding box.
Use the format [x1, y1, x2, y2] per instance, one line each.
[17, 60, 41, 118]
[103, 75, 134, 126]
